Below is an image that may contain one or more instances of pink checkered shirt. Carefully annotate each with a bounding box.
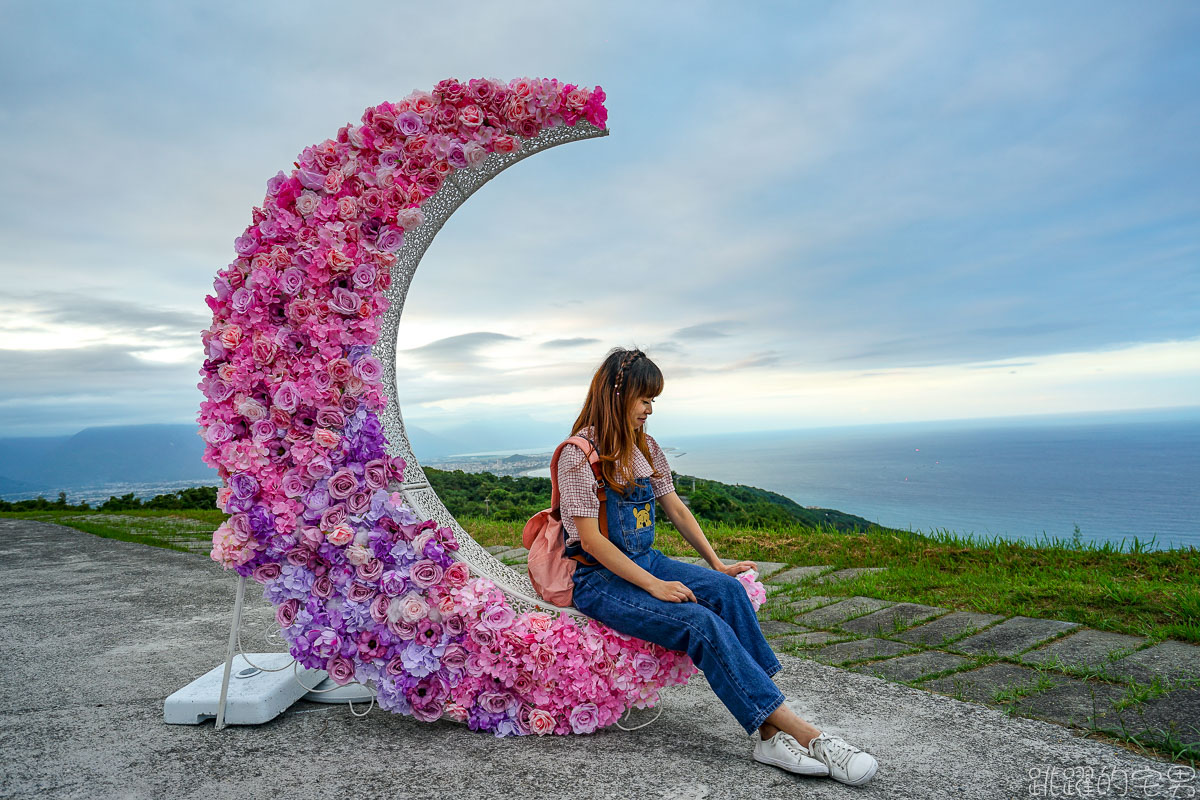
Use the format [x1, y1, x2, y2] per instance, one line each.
[556, 425, 675, 546]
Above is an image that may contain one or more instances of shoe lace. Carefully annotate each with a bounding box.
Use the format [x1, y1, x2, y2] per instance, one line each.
[813, 734, 859, 770]
[774, 732, 808, 760]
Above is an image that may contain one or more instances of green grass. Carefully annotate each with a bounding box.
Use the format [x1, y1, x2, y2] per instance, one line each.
[1, 509, 224, 553]
[6, 508, 1197, 643]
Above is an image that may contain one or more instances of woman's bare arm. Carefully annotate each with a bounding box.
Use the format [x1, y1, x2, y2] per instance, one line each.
[574, 516, 696, 602]
[658, 491, 757, 576]
[657, 491, 722, 568]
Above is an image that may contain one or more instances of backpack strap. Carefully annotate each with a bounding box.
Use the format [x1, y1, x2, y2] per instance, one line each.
[550, 434, 609, 564]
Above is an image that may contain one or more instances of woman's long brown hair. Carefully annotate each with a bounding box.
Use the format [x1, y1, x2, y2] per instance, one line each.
[567, 347, 666, 495]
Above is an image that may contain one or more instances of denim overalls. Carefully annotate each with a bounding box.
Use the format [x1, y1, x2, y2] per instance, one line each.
[567, 459, 787, 737]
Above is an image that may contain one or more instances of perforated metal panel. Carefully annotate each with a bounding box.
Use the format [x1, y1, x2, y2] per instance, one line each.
[372, 122, 610, 618]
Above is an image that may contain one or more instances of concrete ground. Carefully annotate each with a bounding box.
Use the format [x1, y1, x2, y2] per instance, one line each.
[0, 519, 1194, 800]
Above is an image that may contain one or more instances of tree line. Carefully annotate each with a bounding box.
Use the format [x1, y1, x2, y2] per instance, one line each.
[1, 470, 876, 532]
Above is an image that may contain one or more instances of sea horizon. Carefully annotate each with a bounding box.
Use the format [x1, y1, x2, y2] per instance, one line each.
[522, 405, 1200, 553]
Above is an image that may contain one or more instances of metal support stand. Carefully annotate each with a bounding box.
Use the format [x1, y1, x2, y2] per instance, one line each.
[215, 574, 247, 730]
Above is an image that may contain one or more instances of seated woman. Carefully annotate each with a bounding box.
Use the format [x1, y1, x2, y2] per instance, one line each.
[558, 347, 878, 787]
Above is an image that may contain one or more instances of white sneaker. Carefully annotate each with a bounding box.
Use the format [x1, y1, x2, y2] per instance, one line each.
[806, 731, 879, 786]
[752, 731, 830, 777]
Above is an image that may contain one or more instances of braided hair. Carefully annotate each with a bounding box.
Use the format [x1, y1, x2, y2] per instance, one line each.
[568, 347, 665, 495]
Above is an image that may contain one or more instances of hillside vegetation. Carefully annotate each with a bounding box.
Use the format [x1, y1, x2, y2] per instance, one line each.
[423, 467, 878, 532]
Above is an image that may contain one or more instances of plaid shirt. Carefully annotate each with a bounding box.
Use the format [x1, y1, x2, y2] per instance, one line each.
[557, 425, 675, 546]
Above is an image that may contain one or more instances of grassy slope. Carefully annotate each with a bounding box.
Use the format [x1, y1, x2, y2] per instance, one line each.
[9, 508, 1195, 643]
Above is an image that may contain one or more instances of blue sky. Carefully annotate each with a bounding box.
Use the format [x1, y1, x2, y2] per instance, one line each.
[1, 0, 1197, 441]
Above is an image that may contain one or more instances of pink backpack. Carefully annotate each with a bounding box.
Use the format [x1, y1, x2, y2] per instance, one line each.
[522, 435, 609, 606]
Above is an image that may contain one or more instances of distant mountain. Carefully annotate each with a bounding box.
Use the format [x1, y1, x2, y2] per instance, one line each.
[0, 425, 217, 493]
[0, 420, 543, 497]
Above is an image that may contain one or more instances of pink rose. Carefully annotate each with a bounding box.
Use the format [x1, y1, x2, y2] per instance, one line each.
[235, 396, 267, 422]
[218, 324, 242, 350]
[295, 191, 320, 216]
[633, 652, 660, 681]
[569, 702, 600, 734]
[336, 196, 358, 220]
[479, 601, 516, 631]
[275, 598, 299, 627]
[524, 612, 553, 633]
[468, 625, 497, 648]
[327, 655, 355, 686]
[326, 523, 354, 546]
[252, 562, 281, 583]
[492, 134, 518, 154]
[328, 358, 352, 383]
[443, 561, 470, 587]
[528, 708, 556, 736]
[312, 574, 334, 599]
[387, 618, 416, 639]
[478, 691, 515, 715]
[351, 355, 381, 382]
[313, 427, 340, 449]
[327, 468, 359, 500]
[362, 458, 388, 490]
[344, 544, 371, 566]
[391, 591, 428, 623]
[442, 702, 469, 722]
[356, 558, 383, 583]
[440, 642, 468, 671]
[409, 558, 444, 589]
[463, 141, 487, 168]
[323, 169, 344, 193]
[347, 581, 375, 604]
[345, 490, 371, 517]
[396, 207, 425, 230]
[320, 505, 347, 530]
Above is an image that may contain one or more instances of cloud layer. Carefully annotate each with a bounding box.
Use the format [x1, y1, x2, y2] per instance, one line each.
[1, 0, 1197, 437]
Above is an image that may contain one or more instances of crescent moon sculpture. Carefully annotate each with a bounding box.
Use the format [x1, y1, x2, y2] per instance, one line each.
[199, 77, 764, 736]
[373, 119, 605, 619]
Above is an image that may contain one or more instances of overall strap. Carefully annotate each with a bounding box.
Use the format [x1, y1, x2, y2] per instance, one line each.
[549, 435, 609, 561]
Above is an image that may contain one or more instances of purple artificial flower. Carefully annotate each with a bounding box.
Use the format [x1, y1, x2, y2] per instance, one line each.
[229, 472, 259, 500]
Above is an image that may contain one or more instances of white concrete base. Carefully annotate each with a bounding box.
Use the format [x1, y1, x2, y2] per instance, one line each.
[303, 677, 377, 704]
[163, 653, 327, 725]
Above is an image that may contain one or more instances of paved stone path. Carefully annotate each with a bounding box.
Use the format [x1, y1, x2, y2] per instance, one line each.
[4, 522, 1195, 797]
[755, 562, 1199, 756]
[489, 545, 1198, 756]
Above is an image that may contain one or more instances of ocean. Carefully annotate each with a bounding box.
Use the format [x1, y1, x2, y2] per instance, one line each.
[526, 408, 1200, 552]
[658, 410, 1200, 552]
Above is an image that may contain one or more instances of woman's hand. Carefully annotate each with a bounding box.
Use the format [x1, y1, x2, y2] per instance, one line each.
[648, 578, 697, 603]
[715, 560, 757, 577]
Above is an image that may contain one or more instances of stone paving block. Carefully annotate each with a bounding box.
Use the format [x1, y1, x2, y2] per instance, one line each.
[672, 556, 706, 565]
[894, 611, 1006, 647]
[813, 567, 887, 585]
[839, 602, 950, 636]
[851, 651, 972, 682]
[1009, 678, 1130, 729]
[948, 616, 1079, 657]
[920, 663, 1045, 705]
[1099, 640, 1200, 686]
[492, 547, 527, 561]
[786, 595, 842, 614]
[759, 620, 810, 637]
[770, 631, 848, 649]
[1019, 629, 1148, 672]
[809, 637, 916, 666]
[794, 596, 894, 629]
[1093, 687, 1200, 748]
[763, 584, 788, 597]
[768, 565, 830, 584]
[484, 544, 511, 554]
